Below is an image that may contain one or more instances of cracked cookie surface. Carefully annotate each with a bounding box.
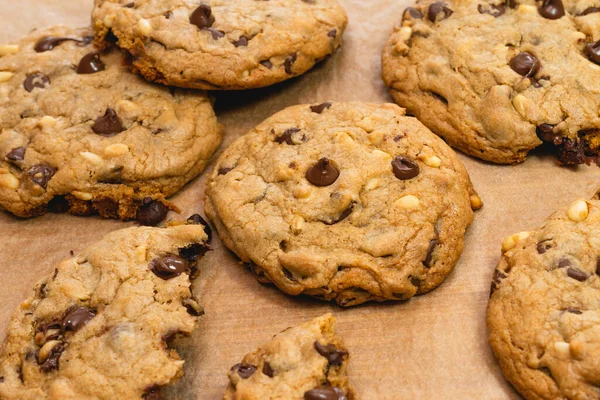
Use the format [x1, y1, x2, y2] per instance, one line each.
[92, 0, 348, 90]
[0, 26, 222, 223]
[0, 223, 209, 400]
[206, 102, 481, 306]
[382, 0, 600, 165]
[487, 193, 600, 400]
[223, 313, 354, 400]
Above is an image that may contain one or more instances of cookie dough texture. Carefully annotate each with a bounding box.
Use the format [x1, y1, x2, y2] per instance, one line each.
[223, 313, 354, 400]
[487, 194, 600, 399]
[0, 26, 221, 220]
[206, 102, 480, 306]
[382, 0, 600, 165]
[92, 0, 348, 90]
[0, 223, 209, 400]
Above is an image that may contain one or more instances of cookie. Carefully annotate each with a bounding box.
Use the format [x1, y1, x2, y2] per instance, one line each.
[0, 26, 222, 224]
[223, 313, 354, 400]
[487, 193, 600, 399]
[92, 0, 348, 90]
[382, 0, 600, 165]
[205, 102, 481, 306]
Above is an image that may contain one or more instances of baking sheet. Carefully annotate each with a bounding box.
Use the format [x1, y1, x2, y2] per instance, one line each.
[0, 1, 598, 399]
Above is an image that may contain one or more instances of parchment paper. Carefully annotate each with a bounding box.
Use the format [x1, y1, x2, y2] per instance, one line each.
[1, 1, 598, 399]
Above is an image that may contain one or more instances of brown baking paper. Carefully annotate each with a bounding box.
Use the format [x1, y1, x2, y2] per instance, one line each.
[1, 1, 598, 399]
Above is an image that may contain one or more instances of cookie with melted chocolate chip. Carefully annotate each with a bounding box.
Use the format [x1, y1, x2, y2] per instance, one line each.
[223, 314, 354, 400]
[487, 194, 600, 399]
[0, 223, 209, 399]
[0, 26, 222, 223]
[206, 102, 481, 306]
[382, 0, 600, 165]
[92, 0, 348, 90]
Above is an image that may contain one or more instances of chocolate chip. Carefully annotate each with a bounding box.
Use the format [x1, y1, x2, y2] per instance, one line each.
[306, 158, 339, 187]
[260, 60, 273, 69]
[136, 198, 169, 226]
[27, 164, 56, 189]
[204, 28, 224, 40]
[506, 0, 518, 8]
[62, 307, 95, 333]
[282, 267, 296, 281]
[428, 2, 453, 22]
[187, 214, 212, 242]
[231, 363, 257, 379]
[125, 2, 135, 8]
[322, 202, 355, 225]
[392, 156, 419, 180]
[304, 386, 347, 400]
[218, 167, 233, 175]
[190, 5, 215, 29]
[556, 137, 587, 165]
[490, 269, 507, 296]
[410, 276, 421, 288]
[477, 4, 505, 17]
[579, 6, 600, 15]
[566, 308, 582, 314]
[404, 7, 424, 19]
[584, 40, 600, 65]
[179, 243, 209, 263]
[314, 341, 348, 365]
[92, 108, 124, 137]
[34, 36, 78, 52]
[0, 377, 4, 383]
[567, 267, 588, 281]
[538, 0, 565, 19]
[310, 102, 332, 114]
[143, 387, 162, 400]
[233, 36, 248, 47]
[77, 52, 105, 74]
[423, 239, 439, 268]
[596, 258, 600, 276]
[276, 128, 302, 145]
[284, 53, 297, 74]
[38, 342, 64, 372]
[23, 73, 50, 92]
[536, 239, 553, 254]
[509, 52, 540, 77]
[183, 298, 204, 316]
[262, 362, 274, 377]
[165, 11, 173, 19]
[6, 146, 25, 162]
[48, 196, 69, 213]
[557, 258, 571, 269]
[150, 255, 189, 280]
[536, 124, 559, 143]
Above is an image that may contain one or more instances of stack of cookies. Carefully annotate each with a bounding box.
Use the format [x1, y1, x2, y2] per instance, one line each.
[0, 0, 598, 399]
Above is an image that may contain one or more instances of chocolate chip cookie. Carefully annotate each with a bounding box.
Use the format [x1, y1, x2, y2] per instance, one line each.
[223, 313, 354, 400]
[92, 0, 348, 90]
[382, 0, 600, 165]
[0, 26, 222, 224]
[205, 102, 482, 306]
[0, 221, 209, 399]
[487, 193, 600, 399]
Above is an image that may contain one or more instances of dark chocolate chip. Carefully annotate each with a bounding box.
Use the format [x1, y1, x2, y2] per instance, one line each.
[38, 342, 64, 372]
[314, 341, 348, 366]
[557, 258, 571, 269]
[34, 36, 83, 52]
[306, 158, 339, 187]
[136, 198, 169, 226]
[262, 362, 274, 377]
[538, 0, 565, 19]
[584, 40, 600, 65]
[276, 128, 302, 145]
[490, 269, 507, 296]
[24, 73, 50, 92]
[323, 202, 355, 225]
[410, 276, 421, 288]
[328, 29, 337, 38]
[509, 52, 540, 77]
[260, 60, 273, 69]
[218, 167, 233, 175]
[187, 214, 212, 242]
[62, 307, 95, 333]
[233, 36, 248, 47]
[428, 2, 453, 22]
[48, 196, 69, 213]
[579, 6, 600, 15]
[179, 243, 209, 263]
[165, 11, 173, 19]
[392, 156, 419, 180]
[203, 28, 224, 40]
[190, 5, 215, 29]
[282, 267, 296, 281]
[150, 255, 189, 280]
[596, 258, 600, 276]
[92, 108, 124, 137]
[310, 102, 332, 114]
[231, 363, 257, 379]
[6, 146, 25, 162]
[76, 52, 105, 74]
[567, 267, 588, 281]
[183, 298, 204, 317]
[304, 386, 347, 400]
[125, 2, 135, 8]
[556, 137, 586, 166]
[566, 308, 582, 314]
[536, 239, 552, 254]
[477, 4, 505, 17]
[536, 124, 559, 143]
[284, 53, 297, 74]
[404, 7, 424, 19]
[0, 376, 4, 383]
[26, 164, 56, 189]
[423, 239, 439, 268]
